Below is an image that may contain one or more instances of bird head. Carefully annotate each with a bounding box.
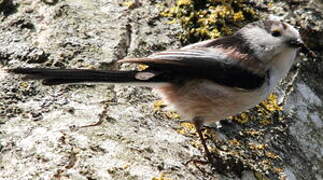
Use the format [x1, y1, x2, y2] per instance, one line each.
[238, 15, 316, 62]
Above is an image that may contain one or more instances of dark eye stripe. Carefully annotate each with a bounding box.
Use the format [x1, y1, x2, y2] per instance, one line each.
[272, 30, 281, 37]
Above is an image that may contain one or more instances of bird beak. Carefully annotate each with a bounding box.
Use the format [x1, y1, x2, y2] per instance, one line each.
[288, 39, 317, 59]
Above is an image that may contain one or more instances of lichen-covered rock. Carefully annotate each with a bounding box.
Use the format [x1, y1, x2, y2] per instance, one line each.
[0, 0, 322, 180]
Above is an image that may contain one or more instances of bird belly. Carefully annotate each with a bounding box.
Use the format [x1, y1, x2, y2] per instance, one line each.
[155, 79, 270, 123]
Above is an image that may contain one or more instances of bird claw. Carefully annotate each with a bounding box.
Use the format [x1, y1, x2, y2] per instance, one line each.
[184, 157, 209, 166]
[184, 154, 221, 176]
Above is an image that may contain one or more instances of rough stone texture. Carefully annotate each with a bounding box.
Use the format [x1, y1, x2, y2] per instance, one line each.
[0, 0, 322, 180]
[268, 1, 323, 179]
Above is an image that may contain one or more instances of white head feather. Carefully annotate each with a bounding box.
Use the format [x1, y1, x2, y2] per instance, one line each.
[239, 16, 301, 65]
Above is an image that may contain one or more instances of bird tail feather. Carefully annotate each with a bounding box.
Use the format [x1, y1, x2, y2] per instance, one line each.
[6, 68, 165, 86]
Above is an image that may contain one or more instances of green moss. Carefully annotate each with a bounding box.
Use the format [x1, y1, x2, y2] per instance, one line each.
[161, 0, 258, 44]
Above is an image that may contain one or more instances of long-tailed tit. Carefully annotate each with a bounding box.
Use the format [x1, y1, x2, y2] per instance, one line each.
[5, 16, 316, 164]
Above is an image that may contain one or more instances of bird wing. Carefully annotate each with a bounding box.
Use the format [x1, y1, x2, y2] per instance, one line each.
[119, 38, 267, 90]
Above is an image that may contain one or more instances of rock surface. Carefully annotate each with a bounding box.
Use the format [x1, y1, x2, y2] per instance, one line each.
[0, 0, 322, 180]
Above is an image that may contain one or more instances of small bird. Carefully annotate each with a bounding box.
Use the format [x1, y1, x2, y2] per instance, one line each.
[5, 16, 315, 164]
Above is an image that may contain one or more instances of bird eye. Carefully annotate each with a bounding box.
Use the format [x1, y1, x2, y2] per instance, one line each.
[272, 30, 281, 37]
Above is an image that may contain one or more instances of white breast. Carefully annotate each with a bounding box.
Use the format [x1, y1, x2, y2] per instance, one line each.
[268, 48, 297, 92]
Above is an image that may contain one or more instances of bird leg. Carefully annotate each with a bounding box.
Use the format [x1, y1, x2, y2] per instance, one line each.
[193, 117, 213, 164]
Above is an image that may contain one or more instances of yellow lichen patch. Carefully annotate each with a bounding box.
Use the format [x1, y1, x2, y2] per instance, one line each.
[20, 82, 29, 88]
[152, 173, 173, 180]
[160, 0, 258, 43]
[268, 2, 274, 8]
[244, 129, 263, 136]
[122, 164, 130, 169]
[226, 150, 240, 156]
[272, 167, 284, 174]
[121, 1, 137, 9]
[215, 5, 233, 17]
[228, 139, 241, 146]
[176, 122, 196, 135]
[231, 93, 283, 125]
[233, 11, 245, 21]
[259, 118, 273, 126]
[265, 151, 280, 159]
[248, 143, 267, 150]
[153, 100, 167, 112]
[209, 147, 220, 153]
[231, 112, 252, 124]
[180, 122, 195, 131]
[153, 100, 180, 120]
[165, 111, 181, 120]
[176, 0, 192, 6]
[165, 19, 177, 24]
[176, 128, 187, 135]
[137, 64, 149, 71]
[260, 94, 283, 111]
[259, 159, 273, 171]
[190, 139, 202, 149]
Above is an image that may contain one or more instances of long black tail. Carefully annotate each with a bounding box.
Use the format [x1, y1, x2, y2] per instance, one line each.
[7, 68, 167, 85]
